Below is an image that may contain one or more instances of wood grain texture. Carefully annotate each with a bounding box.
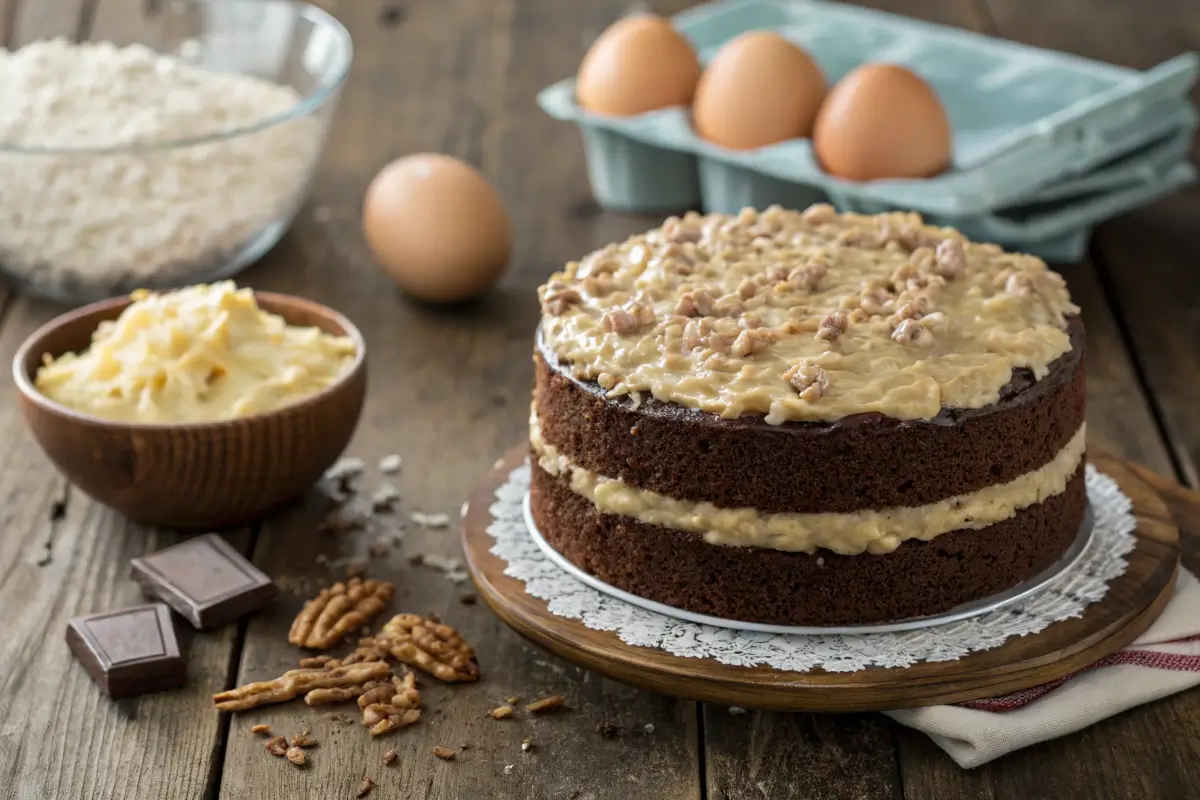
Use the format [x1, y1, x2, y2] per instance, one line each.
[0, 2, 250, 798]
[464, 447, 1179, 711]
[216, 1, 702, 798]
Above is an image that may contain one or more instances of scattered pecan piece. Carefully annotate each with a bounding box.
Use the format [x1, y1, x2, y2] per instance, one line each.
[433, 746, 456, 761]
[288, 577, 396, 650]
[285, 746, 307, 766]
[815, 311, 849, 343]
[291, 732, 317, 748]
[265, 736, 289, 757]
[891, 296, 929, 324]
[361, 672, 423, 736]
[356, 776, 375, 797]
[784, 363, 829, 402]
[935, 238, 966, 278]
[527, 695, 566, 714]
[859, 284, 894, 316]
[730, 328, 777, 358]
[250, 724, 271, 735]
[376, 614, 480, 682]
[489, 704, 515, 720]
[214, 661, 391, 711]
[383, 749, 398, 766]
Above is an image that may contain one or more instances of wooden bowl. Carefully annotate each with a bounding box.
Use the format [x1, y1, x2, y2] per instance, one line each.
[13, 292, 368, 528]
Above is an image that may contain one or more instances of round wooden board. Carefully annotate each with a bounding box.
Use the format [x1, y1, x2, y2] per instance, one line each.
[462, 446, 1182, 712]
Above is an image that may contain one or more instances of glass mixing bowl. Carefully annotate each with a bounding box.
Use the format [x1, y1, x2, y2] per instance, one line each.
[0, 0, 352, 304]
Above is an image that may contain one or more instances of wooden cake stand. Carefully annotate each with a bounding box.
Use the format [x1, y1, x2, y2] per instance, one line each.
[462, 446, 1189, 712]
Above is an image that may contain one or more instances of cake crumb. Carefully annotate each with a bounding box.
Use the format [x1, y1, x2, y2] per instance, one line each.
[250, 724, 271, 735]
[728, 706, 747, 715]
[291, 731, 317, 748]
[379, 454, 402, 474]
[371, 484, 401, 512]
[265, 735, 289, 757]
[489, 704, 514, 720]
[285, 746, 307, 766]
[433, 745, 456, 761]
[505, 696, 519, 705]
[527, 695, 565, 714]
[596, 720, 621, 739]
[356, 776, 375, 797]
[382, 748, 398, 766]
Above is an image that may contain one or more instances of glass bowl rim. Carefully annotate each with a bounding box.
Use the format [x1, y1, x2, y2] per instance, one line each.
[0, 0, 353, 157]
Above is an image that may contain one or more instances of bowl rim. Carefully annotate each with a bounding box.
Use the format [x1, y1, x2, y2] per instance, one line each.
[13, 288, 368, 431]
[0, 0, 354, 157]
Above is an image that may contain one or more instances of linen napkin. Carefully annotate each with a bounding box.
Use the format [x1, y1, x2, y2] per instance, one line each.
[884, 568, 1200, 768]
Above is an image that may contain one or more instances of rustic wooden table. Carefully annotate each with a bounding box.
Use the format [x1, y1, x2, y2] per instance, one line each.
[1, 0, 1197, 798]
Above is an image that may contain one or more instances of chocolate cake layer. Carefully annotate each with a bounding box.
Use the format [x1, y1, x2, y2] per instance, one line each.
[529, 460, 1088, 626]
[534, 317, 1085, 515]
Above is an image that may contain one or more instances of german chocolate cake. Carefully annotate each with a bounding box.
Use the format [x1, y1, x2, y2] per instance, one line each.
[530, 204, 1086, 626]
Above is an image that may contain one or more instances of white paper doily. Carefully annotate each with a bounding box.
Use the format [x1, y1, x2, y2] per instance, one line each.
[486, 464, 1137, 673]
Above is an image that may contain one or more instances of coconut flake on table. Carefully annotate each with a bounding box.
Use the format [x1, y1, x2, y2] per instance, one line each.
[411, 511, 451, 528]
[379, 454, 402, 474]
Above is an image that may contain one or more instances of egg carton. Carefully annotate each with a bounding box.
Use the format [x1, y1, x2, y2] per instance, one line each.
[538, 0, 1199, 256]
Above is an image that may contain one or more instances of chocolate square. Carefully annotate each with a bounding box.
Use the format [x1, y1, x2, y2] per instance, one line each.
[131, 534, 278, 630]
[66, 604, 186, 699]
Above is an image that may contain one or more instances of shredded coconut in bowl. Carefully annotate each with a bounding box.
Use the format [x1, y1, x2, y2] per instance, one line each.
[0, 38, 325, 300]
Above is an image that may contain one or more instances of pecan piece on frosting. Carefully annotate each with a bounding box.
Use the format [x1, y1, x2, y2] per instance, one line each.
[815, 311, 849, 343]
[783, 362, 829, 402]
[730, 328, 778, 358]
[934, 238, 966, 278]
[891, 318, 934, 347]
[675, 290, 714, 317]
[800, 202, 837, 225]
[788, 261, 827, 292]
[540, 280, 581, 315]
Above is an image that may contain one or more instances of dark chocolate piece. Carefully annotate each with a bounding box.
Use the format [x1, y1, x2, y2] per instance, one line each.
[131, 534, 278, 630]
[66, 604, 186, 699]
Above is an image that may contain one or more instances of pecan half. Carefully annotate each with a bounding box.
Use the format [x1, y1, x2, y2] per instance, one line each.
[934, 238, 966, 278]
[376, 614, 480, 683]
[288, 578, 395, 650]
[815, 311, 849, 343]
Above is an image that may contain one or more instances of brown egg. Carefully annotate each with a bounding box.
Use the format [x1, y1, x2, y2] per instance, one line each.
[813, 64, 952, 181]
[362, 154, 512, 303]
[576, 13, 701, 116]
[693, 31, 826, 150]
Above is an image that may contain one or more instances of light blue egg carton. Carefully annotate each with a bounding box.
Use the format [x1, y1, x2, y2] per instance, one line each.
[538, 0, 1199, 259]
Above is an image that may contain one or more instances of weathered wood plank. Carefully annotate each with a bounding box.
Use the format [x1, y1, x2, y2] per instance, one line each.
[216, 1, 703, 798]
[898, 4, 1200, 799]
[0, 2, 247, 798]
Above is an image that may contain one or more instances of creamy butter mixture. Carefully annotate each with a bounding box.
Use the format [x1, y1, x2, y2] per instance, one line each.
[538, 205, 1078, 424]
[531, 411, 1086, 555]
[36, 282, 357, 422]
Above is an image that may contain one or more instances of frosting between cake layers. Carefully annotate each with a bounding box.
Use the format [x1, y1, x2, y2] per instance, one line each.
[529, 412, 1087, 555]
[538, 205, 1079, 425]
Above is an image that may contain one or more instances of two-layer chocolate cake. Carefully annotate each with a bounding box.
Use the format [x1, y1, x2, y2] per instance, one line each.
[530, 204, 1086, 626]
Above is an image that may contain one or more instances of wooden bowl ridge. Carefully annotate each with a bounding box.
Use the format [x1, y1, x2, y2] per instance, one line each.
[14, 292, 367, 528]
